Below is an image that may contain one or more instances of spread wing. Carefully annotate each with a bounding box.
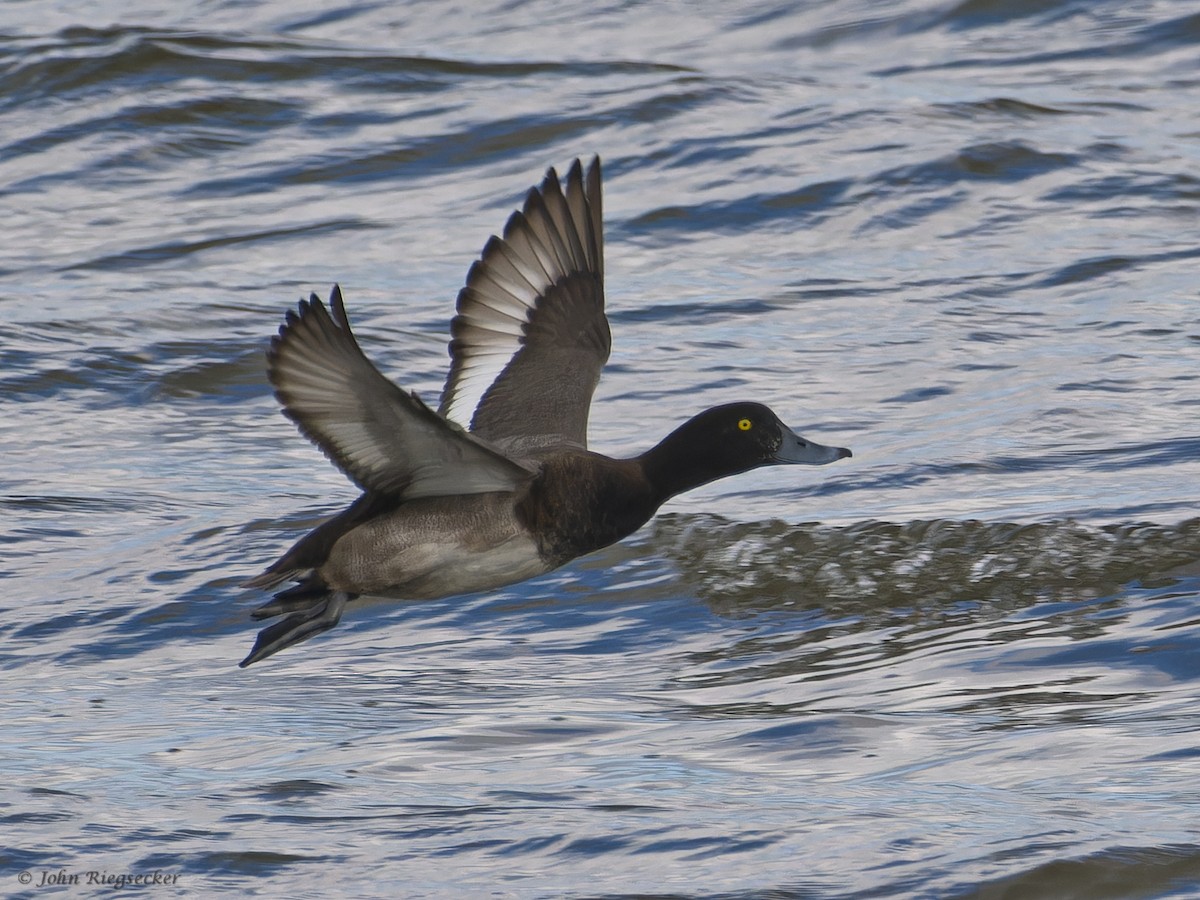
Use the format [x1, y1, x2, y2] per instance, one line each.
[267, 286, 535, 499]
[438, 157, 609, 452]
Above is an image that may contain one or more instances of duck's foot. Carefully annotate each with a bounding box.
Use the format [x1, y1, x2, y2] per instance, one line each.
[251, 591, 326, 620]
[239, 591, 351, 668]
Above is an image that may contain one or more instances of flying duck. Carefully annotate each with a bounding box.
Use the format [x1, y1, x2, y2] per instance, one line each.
[241, 157, 851, 666]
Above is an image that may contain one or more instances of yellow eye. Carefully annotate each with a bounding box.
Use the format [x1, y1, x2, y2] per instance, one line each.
[737, 418, 753, 431]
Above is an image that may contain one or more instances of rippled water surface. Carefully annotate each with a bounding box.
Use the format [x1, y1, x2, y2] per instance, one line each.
[4, 0, 1200, 896]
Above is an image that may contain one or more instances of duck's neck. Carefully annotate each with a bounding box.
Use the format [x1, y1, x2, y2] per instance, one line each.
[637, 430, 751, 506]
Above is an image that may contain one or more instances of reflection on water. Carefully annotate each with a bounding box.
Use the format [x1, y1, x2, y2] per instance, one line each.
[3, 0, 1200, 895]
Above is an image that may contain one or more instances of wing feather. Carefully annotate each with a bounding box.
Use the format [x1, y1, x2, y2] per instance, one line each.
[438, 157, 609, 451]
[269, 286, 534, 499]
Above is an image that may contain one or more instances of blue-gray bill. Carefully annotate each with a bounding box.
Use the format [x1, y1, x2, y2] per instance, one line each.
[774, 426, 853, 465]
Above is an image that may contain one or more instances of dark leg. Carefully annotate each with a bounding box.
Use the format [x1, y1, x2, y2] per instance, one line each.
[239, 591, 351, 668]
[252, 593, 327, 620]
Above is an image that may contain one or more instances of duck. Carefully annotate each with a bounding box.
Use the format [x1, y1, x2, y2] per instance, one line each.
[241, 156, 851, 667]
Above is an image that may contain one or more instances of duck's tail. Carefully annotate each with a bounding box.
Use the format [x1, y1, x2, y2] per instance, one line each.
[239, 583, 354, 668]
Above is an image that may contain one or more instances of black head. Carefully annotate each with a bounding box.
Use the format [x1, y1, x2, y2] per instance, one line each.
[639, 401, 851, 502]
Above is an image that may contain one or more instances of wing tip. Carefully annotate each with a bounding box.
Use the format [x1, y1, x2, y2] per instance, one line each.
[268, 284, 353, 358]
[328, 283, 349, 329]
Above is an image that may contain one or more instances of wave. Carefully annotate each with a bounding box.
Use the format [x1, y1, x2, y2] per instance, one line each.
[650, 513, 1200, 611]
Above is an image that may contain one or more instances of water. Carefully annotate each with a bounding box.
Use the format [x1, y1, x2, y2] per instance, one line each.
[3, 0, 1200, 895]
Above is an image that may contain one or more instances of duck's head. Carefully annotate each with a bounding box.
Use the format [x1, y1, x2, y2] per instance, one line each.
[640, 401, 851, 501]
